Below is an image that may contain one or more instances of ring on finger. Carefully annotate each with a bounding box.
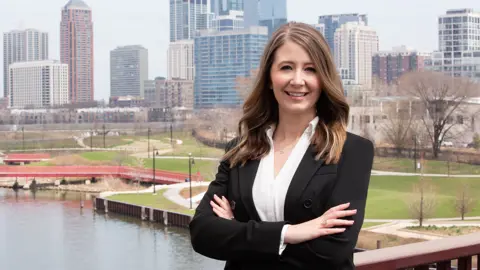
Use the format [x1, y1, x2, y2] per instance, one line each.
[321, 219, 328, 226]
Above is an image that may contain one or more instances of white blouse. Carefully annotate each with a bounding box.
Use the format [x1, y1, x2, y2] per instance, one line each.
[252, 116, 319, 254]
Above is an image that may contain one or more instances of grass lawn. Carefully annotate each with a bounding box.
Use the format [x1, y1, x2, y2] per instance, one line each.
[0, 138, 79, 150]
[145, 158, 219, 178]
[152, 131, 224, 158]
[85, 136, 134, 148]
[373, 156, 480, 175]
[107, 189, 195, 216]
[365, 175, 480, 219]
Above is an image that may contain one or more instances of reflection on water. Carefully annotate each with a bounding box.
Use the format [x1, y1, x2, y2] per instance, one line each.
[0, 189, 224, 270]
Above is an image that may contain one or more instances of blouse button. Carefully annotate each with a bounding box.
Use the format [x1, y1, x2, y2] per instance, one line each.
[303, 199, 313, 209]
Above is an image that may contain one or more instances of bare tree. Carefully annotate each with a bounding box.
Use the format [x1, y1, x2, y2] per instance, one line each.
[408, 160, 437, 227]
[455, 183, 476, 220]
[380, 105, 416, 155]
[114, 150, 129, 167]
[132, 156, 145, 190]
[398, 71, 479, 157]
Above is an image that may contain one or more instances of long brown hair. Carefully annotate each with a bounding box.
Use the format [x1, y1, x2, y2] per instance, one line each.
[224, 22, 349, 167]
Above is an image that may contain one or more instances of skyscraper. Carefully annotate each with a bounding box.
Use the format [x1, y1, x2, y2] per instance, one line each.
[427, 9, 480, 80]
[110, 45, 149, 98]
[3, 29, 49, 98]
[9, 60, 69, 108]
[243, 0, 259, 27]
[211, 10, 245, 31]
[169, 0, 210, 42]
[194, 26, 268, 108]
[243, 0, 287, 36]
[318, 13, 368, 52]
[168, 40, 195, 80]
[60, 0, 94, 103]
[438, 9, 480, 54]
[334, 22, 378, 88]
[211, 0, 244, 16]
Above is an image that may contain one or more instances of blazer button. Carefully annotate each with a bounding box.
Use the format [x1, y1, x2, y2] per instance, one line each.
[303, 199, 313, 209]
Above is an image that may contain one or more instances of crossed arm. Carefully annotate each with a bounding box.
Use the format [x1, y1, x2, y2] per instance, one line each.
[189, 137, 374, 264]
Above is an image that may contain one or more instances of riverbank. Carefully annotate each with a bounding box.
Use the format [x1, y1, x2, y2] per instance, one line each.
[0, 176, 147, 194]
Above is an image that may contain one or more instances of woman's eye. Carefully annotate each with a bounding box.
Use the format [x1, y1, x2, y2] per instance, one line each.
[280, 65, 292, 70]
[305, 67, 316, 73]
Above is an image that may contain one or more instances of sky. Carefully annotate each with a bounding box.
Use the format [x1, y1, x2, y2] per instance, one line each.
[0, 0, 479, 101]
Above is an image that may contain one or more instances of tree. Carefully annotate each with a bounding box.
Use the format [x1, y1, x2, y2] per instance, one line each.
[380, 103, 416, 155]
[114, 150, 129, 167]
[408, 159, 437, 227]
[398, 71, 479, 157]
[455, 183, 476, 220]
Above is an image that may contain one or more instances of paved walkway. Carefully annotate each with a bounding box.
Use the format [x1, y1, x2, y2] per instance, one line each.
[363, 219, 480, 240]
[371, 170, 480, 178]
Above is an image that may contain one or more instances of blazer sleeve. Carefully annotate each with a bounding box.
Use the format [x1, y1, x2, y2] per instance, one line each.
[286, 135, 374, 265]
[189, 138, 286, 261]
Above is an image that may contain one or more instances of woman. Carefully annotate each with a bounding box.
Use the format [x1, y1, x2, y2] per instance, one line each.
[189, 22, 374, 270]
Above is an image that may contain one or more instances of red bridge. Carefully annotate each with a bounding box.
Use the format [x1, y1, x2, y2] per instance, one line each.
[0, 166, 200, 185]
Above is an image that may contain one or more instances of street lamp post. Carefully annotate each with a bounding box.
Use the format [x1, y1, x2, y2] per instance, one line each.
[147, 127, 151, 158]
[102, 124, 106, 148]
[170, 123, 173, 147]
[188, 153, 195, 209]
[153, 147, 156, 194]
[413, 135, 417, 172]
[21, 126, 25, 151]
[90, 128, 93, 149]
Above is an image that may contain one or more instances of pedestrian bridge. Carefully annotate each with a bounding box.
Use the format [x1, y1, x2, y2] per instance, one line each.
[0, 166, 200, 185]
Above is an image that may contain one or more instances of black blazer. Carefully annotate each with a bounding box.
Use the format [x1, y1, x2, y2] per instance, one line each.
[190, 132, 374, 270]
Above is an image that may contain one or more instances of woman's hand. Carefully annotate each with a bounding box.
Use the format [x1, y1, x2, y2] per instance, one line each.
[210, 194, 234, 220]
[284, 202, 356, 245]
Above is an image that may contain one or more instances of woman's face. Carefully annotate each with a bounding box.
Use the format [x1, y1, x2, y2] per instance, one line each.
[270, 40, 321, 117]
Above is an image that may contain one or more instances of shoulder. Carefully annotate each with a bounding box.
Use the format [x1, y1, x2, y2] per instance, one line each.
[344, 132, 374, 156]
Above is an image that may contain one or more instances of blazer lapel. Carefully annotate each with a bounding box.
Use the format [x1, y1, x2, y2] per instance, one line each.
[238, 159, 261, 221]
[284, 145, 325, 221]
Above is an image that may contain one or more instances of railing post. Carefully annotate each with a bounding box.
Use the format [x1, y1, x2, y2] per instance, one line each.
[104, 200, 108, 213]
[436, 261, 452, 270]
[457, 256, 472, 270]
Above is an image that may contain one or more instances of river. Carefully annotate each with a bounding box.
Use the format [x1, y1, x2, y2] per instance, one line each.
[0, 189, 224, 270]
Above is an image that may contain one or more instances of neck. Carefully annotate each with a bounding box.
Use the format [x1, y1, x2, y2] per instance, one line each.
[274, 110, 316, 142]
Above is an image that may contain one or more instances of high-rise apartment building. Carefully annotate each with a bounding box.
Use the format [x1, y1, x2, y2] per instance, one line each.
[438, 9, 480, 55]
[194, 26, 268, 108]
[430, 9, 480, 81]
[211, 0, 244, 16]
[211, 10, 245, 31]
[9, 60, 69, 108]
[373, 46, 430, 85]
[169, 0, 211, 42]
[110, 45, 149, 98]
[243, 0, 259, 28]
[167, 40, 195, 80]
[334, 22, 379, 88]
[318, 13, 368, 53]
[3, 29, 49, 98]
[60, 0, 94, 103]
[243, 0, 287, 36]
[312, 23, 326, 37]
[159, 80, 194, 109]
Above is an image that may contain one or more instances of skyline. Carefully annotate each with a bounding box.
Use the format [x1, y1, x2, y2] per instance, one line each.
[0, 0, 479, 101]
